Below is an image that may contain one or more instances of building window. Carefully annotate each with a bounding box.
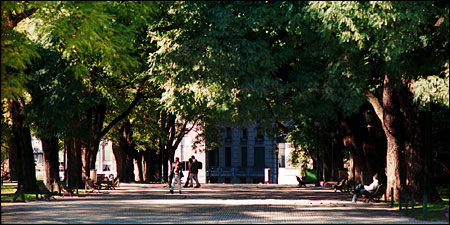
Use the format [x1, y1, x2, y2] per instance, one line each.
[254, 147, 265, 168]
[241, 147, 247, 168]
[256, 127, 264, 143]
[242, 128, 248, 141]
[208, 149, 219, 167]
[225, 147, 231, 167]
[279, 143, 286, 168]
[225, 127, 232, 144]
[102, 145, 106, 161]
[226, 127, 232, 138]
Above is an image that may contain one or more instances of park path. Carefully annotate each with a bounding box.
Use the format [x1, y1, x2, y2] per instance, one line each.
[1, 183, 446, 224]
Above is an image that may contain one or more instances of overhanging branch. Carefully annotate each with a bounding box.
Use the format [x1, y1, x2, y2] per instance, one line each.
[99, 90, 144, 137]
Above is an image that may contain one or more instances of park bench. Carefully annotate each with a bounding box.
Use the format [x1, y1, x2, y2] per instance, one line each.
[362, 184, 385, 203]
[36, 181, 57, 200]
[57, 181, 75, 197]
[96, 176, 119, 190]
[333, 178, 348, 192]
[85, 177, 102, 193]
[295, 176, 307, 187]
[108, 177, 120, 190]
[13, 181, 56, 202]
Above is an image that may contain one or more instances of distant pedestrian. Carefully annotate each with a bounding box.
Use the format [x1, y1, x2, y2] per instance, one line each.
[188, 155, 201, 188]
[170, 157, 183, 194]
[183, 158, 193, 188]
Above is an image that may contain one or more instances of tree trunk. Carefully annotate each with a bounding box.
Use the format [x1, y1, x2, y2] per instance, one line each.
[80, 91, 142, 183]
[143, 149, 161, 182]
[112, 121, 136, 183]
[67, 136, 83, 189]
[80, 103, 105, 182]
[7, 136, 19, 181]
[332, 131, 346, 180]
[381, 75, 404, 202]
[135, 151, 144, 182]
[160, 142, 168, 183]
[8, 98, 37, 192]
[41, 136, 60, 192]
[162, 146, 170, 183]
[340, 118, 366, 185]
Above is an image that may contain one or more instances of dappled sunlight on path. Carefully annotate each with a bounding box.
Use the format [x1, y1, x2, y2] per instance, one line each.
[1, 183, 446, 224]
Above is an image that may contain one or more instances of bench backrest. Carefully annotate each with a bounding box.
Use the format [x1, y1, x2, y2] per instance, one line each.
[338, 178, 347, 185]
[372, 184, 385, 196]
[36, 181, 52, 194]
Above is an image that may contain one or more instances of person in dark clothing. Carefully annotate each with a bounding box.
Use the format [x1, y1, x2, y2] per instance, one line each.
[183, 158, 193, 188]
[188, 155, 201, 188]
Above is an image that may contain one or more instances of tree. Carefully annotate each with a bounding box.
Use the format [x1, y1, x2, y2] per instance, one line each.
[304, 1, 448, 201]
[148, 2, 448, 203]
[3, 1, 157, 188]
[25, 47, 94, 190]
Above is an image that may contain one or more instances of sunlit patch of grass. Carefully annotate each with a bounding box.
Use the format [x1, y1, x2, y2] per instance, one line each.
[394, 198, 449, 222]
[1, 184, 39, 202]
[391, 185, 449, 222]
[2, 182, 94, 202]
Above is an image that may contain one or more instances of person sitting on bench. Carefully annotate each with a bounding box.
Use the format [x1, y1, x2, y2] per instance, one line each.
[352, 173, 379, 203]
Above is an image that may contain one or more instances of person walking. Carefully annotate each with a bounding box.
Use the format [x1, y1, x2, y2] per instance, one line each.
[188, 155, 201, 188]
[170, 157, 183, 194]
[183, 158, 193, 188]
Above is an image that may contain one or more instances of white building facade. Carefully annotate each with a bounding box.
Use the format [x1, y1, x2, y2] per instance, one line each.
[32, 137, 116, 180]
[173, 122, 302, 184]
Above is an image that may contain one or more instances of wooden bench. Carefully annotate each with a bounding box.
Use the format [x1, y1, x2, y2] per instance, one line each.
[333, 179, 348, 192]
[36, 181, 57, 200]
[85, 178, 102, 193]
[58, 181, 75, 197]
[362, 184, 385, 203]
[108, 177, 119, 190]
[13, 181, 56, 202]
[296, 176, 307, 187]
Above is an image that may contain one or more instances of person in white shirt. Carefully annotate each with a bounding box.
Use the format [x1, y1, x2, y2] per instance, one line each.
[352, 173, 379, 203]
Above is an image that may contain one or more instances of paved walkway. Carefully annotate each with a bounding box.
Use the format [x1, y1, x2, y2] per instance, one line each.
[1, 183, 447, 224]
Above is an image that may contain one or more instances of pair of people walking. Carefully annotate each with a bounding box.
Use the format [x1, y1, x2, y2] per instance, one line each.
[184, 155, 201, 188]
[169, 155, 201, 194]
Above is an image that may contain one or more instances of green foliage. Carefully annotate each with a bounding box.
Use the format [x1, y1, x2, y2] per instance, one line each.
[411, 62, 449, 108]
[289, 147, 310, 177]
[1, 100, 11, 165]
[3, 1, 448, 173]
[2, 1, 157, 98]
[28, 1, 155, 79]
[1, 23, 40, 98]
[24, 47, 96, 140]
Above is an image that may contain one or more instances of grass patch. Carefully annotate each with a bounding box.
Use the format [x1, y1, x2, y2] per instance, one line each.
[394, 198, 449, 222]
[1, 182, 88, 202]
[1, 184, 39, 202]
[390, 185, 449, 222]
